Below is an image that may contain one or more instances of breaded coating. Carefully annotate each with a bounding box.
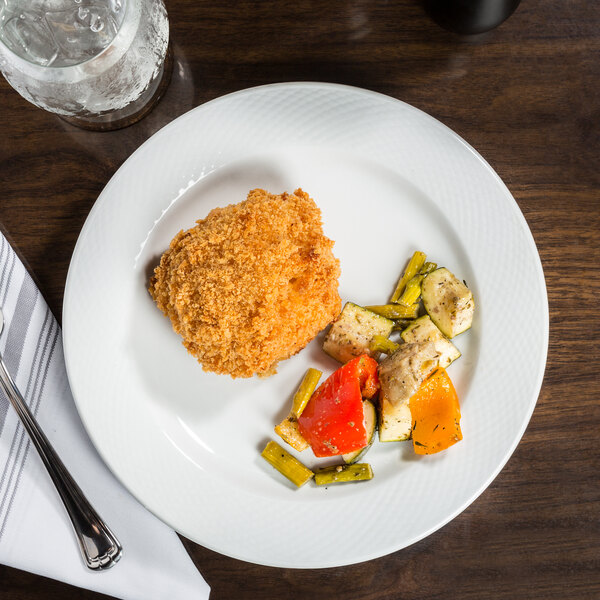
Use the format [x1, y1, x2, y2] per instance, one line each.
[149, 188, 341, 378]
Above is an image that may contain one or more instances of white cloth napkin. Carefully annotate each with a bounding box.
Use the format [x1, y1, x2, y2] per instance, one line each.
[0, 232, 210, 599]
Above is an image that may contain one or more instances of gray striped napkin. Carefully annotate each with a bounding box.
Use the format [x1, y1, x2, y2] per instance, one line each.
[0, 232, 210, 599]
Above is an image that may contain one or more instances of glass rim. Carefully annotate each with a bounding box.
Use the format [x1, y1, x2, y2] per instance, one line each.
[0, 0, 134, 71]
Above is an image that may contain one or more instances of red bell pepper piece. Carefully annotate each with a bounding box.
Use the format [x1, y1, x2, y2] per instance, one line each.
[297, 355, 379, 457]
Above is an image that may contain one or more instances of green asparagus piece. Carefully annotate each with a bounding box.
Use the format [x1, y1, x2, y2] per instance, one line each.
[365, 303, 420, 320]
[291, 367, 322, 418]
[261, 441, 314, 487]
[369, 334, 400, 355]
[419, 261, 437, 275]
[392, 319, 413, 331]
[314, 463, 374, 485]
[390, 251, 427, 303]
[398, 274, 424, 307]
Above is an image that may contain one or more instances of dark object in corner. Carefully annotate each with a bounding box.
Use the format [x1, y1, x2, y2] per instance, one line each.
[424, 0, 522, 35]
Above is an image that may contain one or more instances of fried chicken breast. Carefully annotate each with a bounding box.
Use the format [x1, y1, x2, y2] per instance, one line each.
[149, 188, 341, 378]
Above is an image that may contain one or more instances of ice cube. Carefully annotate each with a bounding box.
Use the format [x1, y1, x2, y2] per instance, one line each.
[44, 5, 118, 65]
[109, 0, 123, 14]
[1, 11, 59, 66]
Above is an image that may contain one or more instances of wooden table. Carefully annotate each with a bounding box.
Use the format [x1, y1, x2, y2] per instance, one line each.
[1, 1, 598, 598]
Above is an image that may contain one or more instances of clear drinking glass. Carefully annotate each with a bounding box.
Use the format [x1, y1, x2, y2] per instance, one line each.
[0, 0, 171, 130]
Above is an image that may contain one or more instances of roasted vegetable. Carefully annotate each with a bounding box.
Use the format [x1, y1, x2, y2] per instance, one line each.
[392, 319, 413, 331]
[274, 415, 309, 451]
[401, 315, 461, 369]
[343, 400, 377, 464]
[397, 274, 424, 307]
[419, 262, 437, 275]
[364, 303, 419, 320]
[291, 368, 322, 418]
[297, 355, 379, 457]
[323, 302, 393, 363]
[314, 463, 374, 485]
[369, 334, 400, 356]
[378, 392, 413, 442]
[390, 251, 427, 303]
[421, 267, 474, 338]
[378, 341, 440, 407]
[378, 341, 440, 442]
[409, 368, 462, 455]
[261, 441, 314, 487]
[275, 368, 321, 451]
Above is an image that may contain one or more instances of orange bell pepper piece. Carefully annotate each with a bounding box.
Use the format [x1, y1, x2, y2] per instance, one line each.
[409, 367, 462, 455]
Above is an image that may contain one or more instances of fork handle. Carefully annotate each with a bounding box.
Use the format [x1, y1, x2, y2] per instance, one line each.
[0, 358, 122, 570]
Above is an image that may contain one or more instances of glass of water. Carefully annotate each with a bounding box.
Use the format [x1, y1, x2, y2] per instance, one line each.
[0, 0, 171, 130]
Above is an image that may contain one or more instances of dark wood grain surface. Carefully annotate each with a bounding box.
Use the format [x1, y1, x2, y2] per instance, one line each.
[1, 1, 599, 598]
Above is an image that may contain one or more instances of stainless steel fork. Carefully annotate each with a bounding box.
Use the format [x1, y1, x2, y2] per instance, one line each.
[0, 306, 122, 570]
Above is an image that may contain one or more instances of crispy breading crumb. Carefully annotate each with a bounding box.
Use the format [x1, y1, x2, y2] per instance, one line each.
[149, 188, 341, 378]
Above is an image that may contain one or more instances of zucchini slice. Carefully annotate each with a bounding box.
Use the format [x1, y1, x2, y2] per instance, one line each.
[378, 393, 412, 442]
[343, 400, 377, 464]
[421, 268, 474, 338]
[401, 315, 461, 369]
[323, 302, 394, 363]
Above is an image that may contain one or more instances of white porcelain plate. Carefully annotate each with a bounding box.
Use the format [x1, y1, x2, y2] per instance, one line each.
[63, 83, 548, 568]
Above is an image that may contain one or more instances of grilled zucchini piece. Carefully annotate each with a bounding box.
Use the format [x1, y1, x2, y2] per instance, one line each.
[401, 315, 461, 369]
[421, 268, 474, 338]
[323, 302, 393, 363]
[378, 393, 413, 442]
[343, 400, 377, 464]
